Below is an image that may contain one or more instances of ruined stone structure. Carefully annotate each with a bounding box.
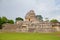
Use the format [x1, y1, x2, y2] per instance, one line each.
[1, 10, 60, 32]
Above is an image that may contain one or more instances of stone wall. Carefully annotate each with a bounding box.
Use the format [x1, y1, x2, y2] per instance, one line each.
[1, 10, 60, 33]
[1, 22, 57, 33]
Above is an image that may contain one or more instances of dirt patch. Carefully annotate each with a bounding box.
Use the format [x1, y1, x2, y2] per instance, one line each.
[56, 34, 60, 37]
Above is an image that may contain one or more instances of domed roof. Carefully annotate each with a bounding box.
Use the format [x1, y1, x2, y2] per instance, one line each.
[25, 10, 36, 19]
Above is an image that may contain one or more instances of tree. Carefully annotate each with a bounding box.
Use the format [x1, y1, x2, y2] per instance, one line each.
[50, 19, 59, 23]
[36, 15, 43, 21]
[7, 20, 14, 24]
[0, 17, 2, 29]
[16, 17, 23, 21]
[0, 16, 14, 29]
[0, 17, 8, 29]
[0, 17, 2, 25]
[1, 16, 8, 24]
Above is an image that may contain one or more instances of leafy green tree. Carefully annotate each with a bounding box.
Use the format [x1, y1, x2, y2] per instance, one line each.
[50, 19, 59, 23]
[0, 16, 14, 29]
[16, 17, 23, 21]
[1, 16, 8, 24]
[0, 17, 2, 29]
[0, 17, 2, 25]
[36, 15, 43, 21]
[0, 17, 8, 29]
[7, 20, 14, 24]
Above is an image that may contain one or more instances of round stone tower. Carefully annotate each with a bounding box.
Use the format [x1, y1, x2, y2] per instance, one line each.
[25, 10, 37, 22]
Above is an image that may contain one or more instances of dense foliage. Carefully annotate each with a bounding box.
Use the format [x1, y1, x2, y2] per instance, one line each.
[0, 17, 2, 29]
[7, 20, 14, 24]
[0, 17, 14, 29]
[50, 19, 59, 23]
[36, 15, 43, 21]
[16, 17, 23, 21]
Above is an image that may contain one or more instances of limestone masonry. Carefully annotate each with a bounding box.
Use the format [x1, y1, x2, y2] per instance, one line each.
[1, 10, 60, 32]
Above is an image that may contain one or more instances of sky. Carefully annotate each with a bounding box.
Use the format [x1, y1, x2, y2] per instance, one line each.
[0, 0, 60, 21]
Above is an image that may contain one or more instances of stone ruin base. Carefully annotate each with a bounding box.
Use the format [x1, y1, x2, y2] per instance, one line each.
[0, 28, 57, 33]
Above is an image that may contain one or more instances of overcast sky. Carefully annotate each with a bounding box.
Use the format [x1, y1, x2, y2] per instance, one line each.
[0, 0, 60, 21]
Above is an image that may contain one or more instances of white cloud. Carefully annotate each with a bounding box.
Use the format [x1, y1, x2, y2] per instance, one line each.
[0, 0, 60, 21]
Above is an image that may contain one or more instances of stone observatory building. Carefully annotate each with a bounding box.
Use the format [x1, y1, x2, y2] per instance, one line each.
[17, 10, 55, 32]
[1, 10, 60, 32]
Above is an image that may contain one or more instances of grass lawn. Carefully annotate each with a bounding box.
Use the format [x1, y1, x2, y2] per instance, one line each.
[0, 32, 60, 40]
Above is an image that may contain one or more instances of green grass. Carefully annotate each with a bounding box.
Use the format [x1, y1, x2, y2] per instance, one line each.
[0, 32, 60, 40]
